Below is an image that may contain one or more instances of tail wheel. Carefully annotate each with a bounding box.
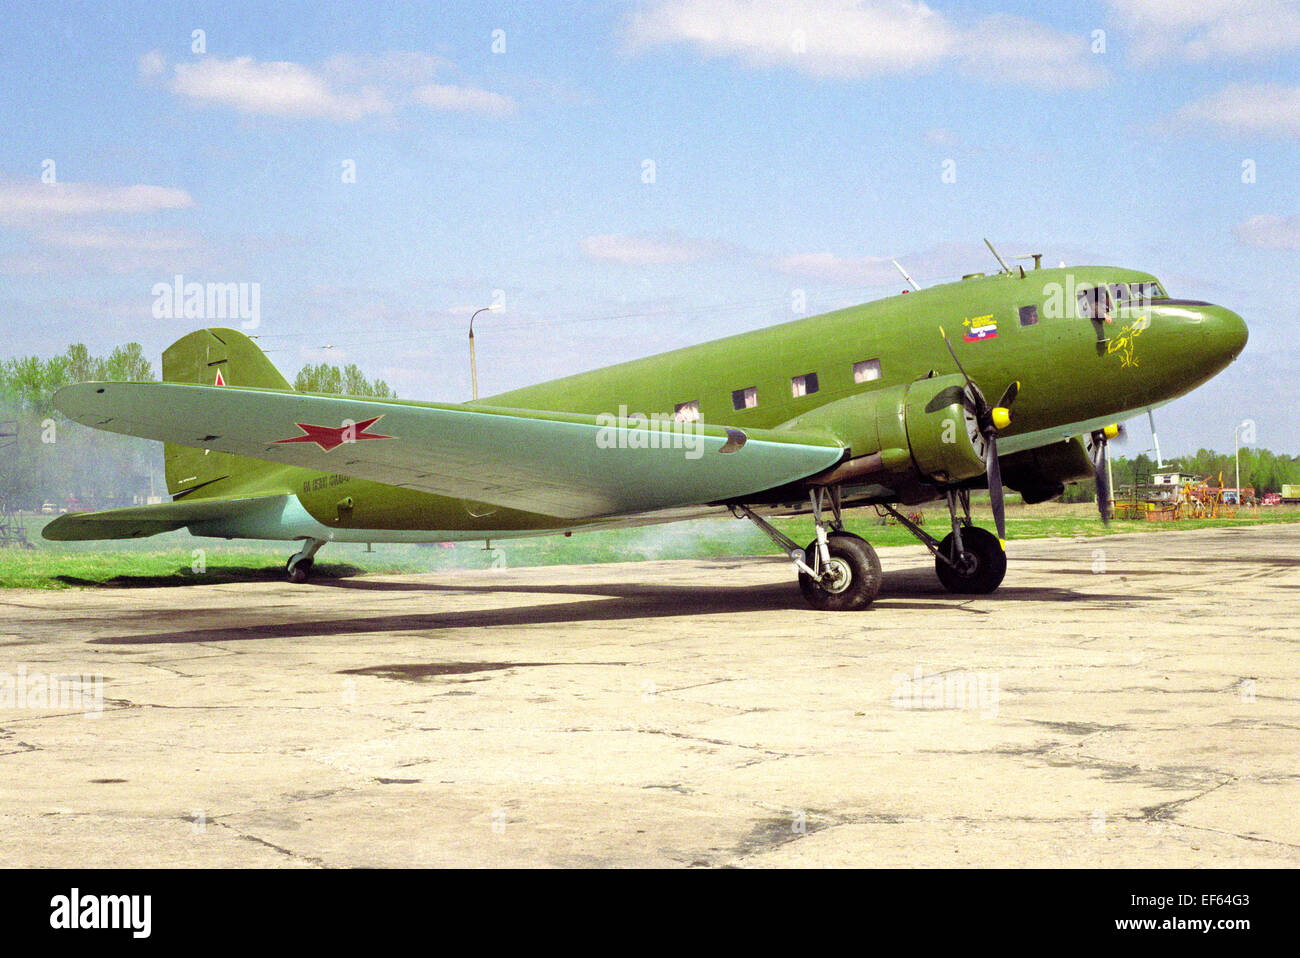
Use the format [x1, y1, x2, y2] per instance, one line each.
[798, 532, 882, 611]
[286, 556, 314, 584]
[935, 526, 1006, 594]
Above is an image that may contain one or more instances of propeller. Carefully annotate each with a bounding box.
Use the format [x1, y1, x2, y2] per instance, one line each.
[1089, 424, 1123, 523]
[939, 327, 1019, 543]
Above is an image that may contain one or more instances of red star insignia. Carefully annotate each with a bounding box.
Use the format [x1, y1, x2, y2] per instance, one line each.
[270, 415, 393, 452]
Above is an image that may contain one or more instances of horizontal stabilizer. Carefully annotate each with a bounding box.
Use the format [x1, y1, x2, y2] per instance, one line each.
[42, 495, 284, 541]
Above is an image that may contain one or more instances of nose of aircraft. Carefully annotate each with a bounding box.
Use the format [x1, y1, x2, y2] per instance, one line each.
[1197, 303, 1249, 362]
[1147, 300, 1249, 373]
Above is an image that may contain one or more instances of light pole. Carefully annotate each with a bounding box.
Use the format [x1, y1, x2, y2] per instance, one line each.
[1233, 421, 1248, 505]
[468, 303, 502, 401]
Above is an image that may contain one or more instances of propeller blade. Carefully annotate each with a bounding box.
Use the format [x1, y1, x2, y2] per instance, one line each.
[1091, 431, 1113, 524]
[986, 435, 1007, 543]
[941, 328, 1011, 431]
[938, 326, 976, 394]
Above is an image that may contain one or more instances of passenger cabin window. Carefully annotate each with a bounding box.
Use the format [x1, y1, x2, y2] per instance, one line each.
[791, 372, 819, 397]
[732, 386, 757, 411]
[1018, 305, 1039, 326]
[852, 359, 882, 383]
[1077, 285, 1111, 321]
[674, 400, 700, 423]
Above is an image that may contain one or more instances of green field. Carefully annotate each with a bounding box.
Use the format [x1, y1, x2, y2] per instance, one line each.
[3, 504, 1300, 590]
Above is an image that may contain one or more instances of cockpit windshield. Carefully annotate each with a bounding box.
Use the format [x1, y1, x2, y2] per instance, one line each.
[1077, 280, 1166, 319]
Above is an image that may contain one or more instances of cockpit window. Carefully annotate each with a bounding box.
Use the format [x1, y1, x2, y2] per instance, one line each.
[1129, 281, 1167, 303]
[1077, 285, 1111, 321]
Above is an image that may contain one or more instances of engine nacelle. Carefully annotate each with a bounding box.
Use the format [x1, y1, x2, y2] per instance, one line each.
[780, 373, 987, 488]
[1000, 436, 1095, 503]
[900, 374, 989, 484]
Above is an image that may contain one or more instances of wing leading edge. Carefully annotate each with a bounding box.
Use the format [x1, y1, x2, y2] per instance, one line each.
[55, 383, 845, 520]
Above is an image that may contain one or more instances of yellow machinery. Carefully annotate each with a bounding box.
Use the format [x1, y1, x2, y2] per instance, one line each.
[1113, 470, 1252, 521]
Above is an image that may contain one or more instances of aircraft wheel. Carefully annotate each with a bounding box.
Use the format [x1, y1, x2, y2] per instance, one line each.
[286, 556, 314, 584]
[798, 532, 882, 611]
[935, 527, 1006, 594]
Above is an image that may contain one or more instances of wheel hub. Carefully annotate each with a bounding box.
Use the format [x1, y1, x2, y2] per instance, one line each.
[818, 557, 853, 594]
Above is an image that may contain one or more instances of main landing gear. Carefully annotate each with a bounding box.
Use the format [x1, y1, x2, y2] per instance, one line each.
[285, 538, 326, 583]
[735, 489, 882, 611]
[736, 486, 1006, 609]
[880, 488, 1006, 594]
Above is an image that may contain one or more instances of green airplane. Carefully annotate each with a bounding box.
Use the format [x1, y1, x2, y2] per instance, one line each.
[46, 258, 1247, 610]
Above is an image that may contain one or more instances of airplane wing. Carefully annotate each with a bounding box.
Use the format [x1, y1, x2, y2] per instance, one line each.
[42, 494, 289, 540]
[54, 383, 846, 520]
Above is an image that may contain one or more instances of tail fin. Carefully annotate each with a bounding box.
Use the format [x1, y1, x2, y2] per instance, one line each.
[161, 327, 294, 499]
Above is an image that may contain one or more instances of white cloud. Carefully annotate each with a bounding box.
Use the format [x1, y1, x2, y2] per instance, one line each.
[38, 227, 196, 253]
[411, 83, 517, 117]
[958, 14, 1107, 91]
[138, 49, 166, 78]
[322, 51, 451, 85]
[625, 0, 1104, 89]
[924, 127, 958, 148]
[581, 232, 727, 265]
[3, 228, 202, 275]
[1234, 213, 1300, 249]
[0, 181, 194, 222]
[1176, 83, 1300, 137]
[775, 251, 899, 286]
[1107, 0, 1300, 62]
[627, 0, 953, 76]
[772, 240, 1071, 287]
[157, 52, 515, 122]
[171, 56, 393, 121]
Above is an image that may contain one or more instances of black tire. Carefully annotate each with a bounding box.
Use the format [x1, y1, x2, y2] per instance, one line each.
[798, 532, 882, 611]
[286, 556, 313, 583]
[935, 526, 1006, 594]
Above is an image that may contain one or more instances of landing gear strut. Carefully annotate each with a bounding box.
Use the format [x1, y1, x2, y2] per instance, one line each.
[879, 488, 1006, 594]
[286, 538, 326, 584]
[735, 488, 882, 611]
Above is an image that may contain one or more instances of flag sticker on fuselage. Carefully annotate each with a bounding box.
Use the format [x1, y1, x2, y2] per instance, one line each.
[963, 314, 998, 342]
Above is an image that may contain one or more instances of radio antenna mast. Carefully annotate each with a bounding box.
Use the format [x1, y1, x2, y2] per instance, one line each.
[892, 259, 920, 291]
[983, 237, 1011, 274]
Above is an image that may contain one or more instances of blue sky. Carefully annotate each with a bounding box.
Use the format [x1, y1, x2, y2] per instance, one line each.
[1, 0, 1298, 455]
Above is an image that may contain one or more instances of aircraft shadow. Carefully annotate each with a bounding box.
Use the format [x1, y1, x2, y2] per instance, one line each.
[54, 563, 368, 589]
[86, 568, 1160, 646]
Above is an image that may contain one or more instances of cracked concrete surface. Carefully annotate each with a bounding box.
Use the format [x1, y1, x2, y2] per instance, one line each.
[0, 524, 1296, 867]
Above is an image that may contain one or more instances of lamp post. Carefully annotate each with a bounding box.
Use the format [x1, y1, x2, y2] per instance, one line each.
[468, 303, 502, 401]
[1233, 421, 1248, 505]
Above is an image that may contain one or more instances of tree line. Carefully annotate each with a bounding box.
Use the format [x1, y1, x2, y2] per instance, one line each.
[1061, 449, 1300, 502]
[293, 362, 394, 397]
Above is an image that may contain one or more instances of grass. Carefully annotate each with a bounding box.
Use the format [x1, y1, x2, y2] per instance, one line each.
[3, 504, 1299, 590]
